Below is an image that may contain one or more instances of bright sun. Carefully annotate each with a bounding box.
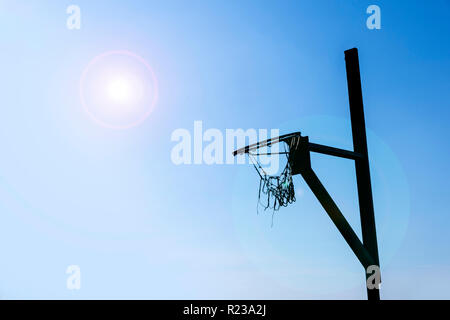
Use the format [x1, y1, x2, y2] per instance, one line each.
[106, 76, 135, 104]
[80, 50, 158, 129]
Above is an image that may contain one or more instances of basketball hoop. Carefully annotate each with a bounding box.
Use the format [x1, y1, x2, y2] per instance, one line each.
[230, 48, 381, 300]
[233, 132, 303, 222]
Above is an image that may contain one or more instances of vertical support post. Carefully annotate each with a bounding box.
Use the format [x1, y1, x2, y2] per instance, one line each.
[345, 48, 380, 300]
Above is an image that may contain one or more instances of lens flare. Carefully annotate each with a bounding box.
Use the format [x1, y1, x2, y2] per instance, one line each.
[107, 77, 133, 104]
[80, 50, 158, 129]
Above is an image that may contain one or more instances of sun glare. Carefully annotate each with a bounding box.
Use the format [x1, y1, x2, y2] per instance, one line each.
[105, 74, 144, 106]
[80, 50, 158, 129]
[107, 77, 133, 104]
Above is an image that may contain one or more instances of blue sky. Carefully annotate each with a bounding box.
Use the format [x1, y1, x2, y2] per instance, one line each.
[0, 0, 449, 299]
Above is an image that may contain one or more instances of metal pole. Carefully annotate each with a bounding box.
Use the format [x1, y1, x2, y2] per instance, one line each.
[344, 48, 380, 300]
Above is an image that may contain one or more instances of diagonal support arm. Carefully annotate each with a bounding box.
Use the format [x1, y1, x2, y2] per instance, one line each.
[300, 167, 375, 270]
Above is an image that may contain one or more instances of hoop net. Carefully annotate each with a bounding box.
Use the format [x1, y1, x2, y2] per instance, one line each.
[248, 142, 296, 219]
